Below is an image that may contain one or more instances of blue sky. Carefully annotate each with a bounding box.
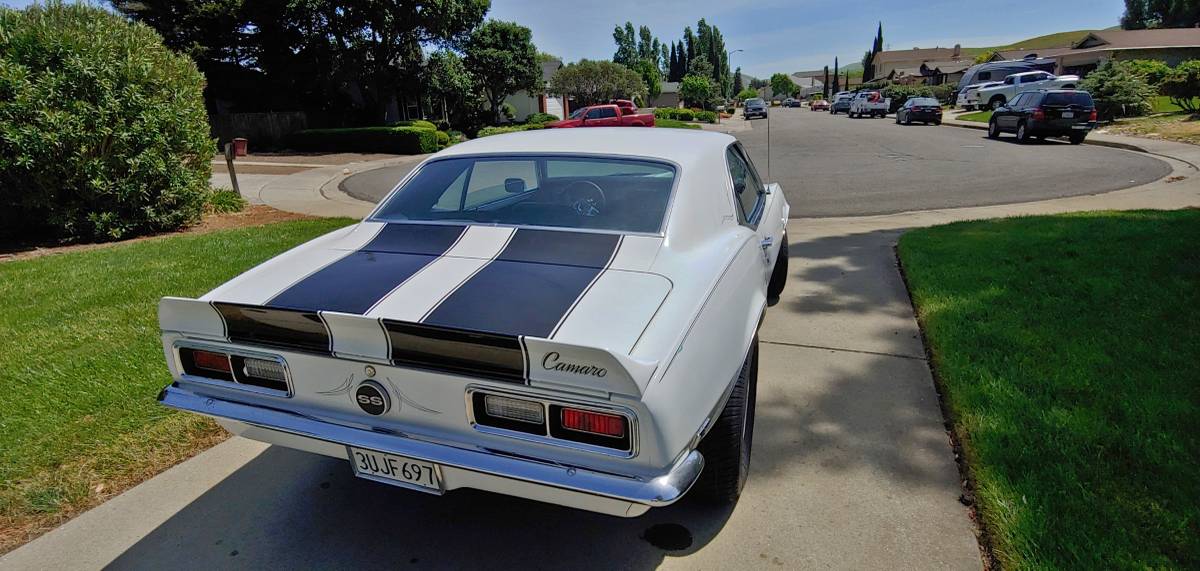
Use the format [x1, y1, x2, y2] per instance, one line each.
[4, 0, 1127, 78]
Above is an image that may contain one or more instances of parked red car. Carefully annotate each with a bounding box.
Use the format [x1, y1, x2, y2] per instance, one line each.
[810, 99, 830, 111]
[545, 104, 655, 128]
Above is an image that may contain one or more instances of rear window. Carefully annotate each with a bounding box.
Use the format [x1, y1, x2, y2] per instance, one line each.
[909, 98, 939, 106]
[372, 155, 677, 234]
[1042, 92, 1094, 107]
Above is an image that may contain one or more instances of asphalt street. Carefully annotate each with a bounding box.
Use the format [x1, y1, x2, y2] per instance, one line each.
[736, 108, 1170, 217]
[340, 112, 1170, 218]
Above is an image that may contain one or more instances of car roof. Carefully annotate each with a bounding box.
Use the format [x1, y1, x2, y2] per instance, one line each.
[1010, 70, 1050, 77]
[435, 127, 737, 167]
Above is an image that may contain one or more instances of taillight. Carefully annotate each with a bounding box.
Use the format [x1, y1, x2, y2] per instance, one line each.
[1032, 107, 1045, 121]
[1089, 109, 1097, 121]
[560, 408, 625, 438]
[484, 394, 544, 424]
[192, 350, 231, 373]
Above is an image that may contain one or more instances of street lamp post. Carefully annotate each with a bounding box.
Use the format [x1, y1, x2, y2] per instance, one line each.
[723, 49, 744, 124]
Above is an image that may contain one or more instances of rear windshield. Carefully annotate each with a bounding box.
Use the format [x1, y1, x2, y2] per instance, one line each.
[372, 155, 677, 234]
[1042, 92, 1094, 107]
[909, 98, 940, 106]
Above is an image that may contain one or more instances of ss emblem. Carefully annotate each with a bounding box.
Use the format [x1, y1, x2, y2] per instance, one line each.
[354, 381, 390, 416]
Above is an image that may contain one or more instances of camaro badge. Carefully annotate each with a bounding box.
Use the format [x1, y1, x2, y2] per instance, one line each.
[541, 352, 607, 377]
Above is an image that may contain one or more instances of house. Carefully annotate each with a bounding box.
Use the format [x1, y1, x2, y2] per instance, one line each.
[504, 58, 567, 121]
[788, 75, 824, 98]
[918, 60, 972, 85]
[872, 45, 965, 79]
[650, 81, 680, 108]
[989, 28, 1200, 76]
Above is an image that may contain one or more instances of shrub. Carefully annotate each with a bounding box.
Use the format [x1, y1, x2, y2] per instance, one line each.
[0, 2, 214, 241]
[435, 130, 451, 149]
[524, 112, 559, 124]
[930, 83, 959, 105]
[736, 88, 759, 101]
[205, 188, 247, 214]
[1160, 60, 1200, 114]
[680, 74, 713, 109]
[653, 107, 713, 122]
[476, 123, 545, 137]
[693, 110, 718, 123]
[393, 119, 438, 131]
[880, 85, 934, 113]
[1124, 59, 1173, 89]
[1081, 60, 1154, 119]
[287, 126, 438, 154]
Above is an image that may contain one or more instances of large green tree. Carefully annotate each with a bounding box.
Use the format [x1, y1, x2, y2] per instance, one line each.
[424, 50, 477, 127]
[770, 73, 796, 98]
[733, 67, 743, 95]
[548, 59, 645, 107]
[613, 21, 637, 66]
[464, 20, 540, 123]
[1122, 0, 1200, 28]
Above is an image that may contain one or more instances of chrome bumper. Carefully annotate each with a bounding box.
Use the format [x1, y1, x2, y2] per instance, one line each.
[158, 384, 704, 517]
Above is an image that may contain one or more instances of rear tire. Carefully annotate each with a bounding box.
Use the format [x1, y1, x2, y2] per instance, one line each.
[1016, 122, 1030, 144]
[767, 238, 788, 299]
[987, 119, 1000, 139]
[990, 96, 1006, 110]
[1069, 133, 1086, 145]
[695, 337, 759, 503]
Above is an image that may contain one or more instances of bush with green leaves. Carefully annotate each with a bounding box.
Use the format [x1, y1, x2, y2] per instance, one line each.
[736, 88, 759, 101]
[653, 107, 716, 123]
[930, 83, 958, 105]
[477, 123, 545, 137]
[287, 126, 438, 154]
[524, 112, 559, 124]
[1081, 60, 1154, 120]
[435, 130, 451, 149]
[880, 84, 934, 113]
[1160, 60, 1200, 114]
[393, 119, 438, 131]
[679, 74, 714, 109]
[0, 2, 214, 241]
[1124, 59, 1172, 90]
[205, 188, 247, 214]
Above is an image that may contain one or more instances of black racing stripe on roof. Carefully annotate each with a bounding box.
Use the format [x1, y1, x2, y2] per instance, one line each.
[266, 224, 466, 315]
[421, 229, 620, 338]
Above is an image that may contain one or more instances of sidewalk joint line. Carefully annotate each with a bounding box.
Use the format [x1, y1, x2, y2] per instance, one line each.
[760, 339, 928, 361]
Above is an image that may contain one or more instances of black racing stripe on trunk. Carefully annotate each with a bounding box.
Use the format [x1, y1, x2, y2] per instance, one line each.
[267, 224, 465, 315]
[214, 302, 331, 353]
[382, 320, 525, 383]
[422, 230, 620, 337]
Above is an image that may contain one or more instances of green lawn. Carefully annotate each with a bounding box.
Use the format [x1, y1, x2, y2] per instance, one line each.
[0, 218, 354, 551]
[655, 118, 702, 130]
[959, 110, 993, 123]
[898, 210, 1200, 569]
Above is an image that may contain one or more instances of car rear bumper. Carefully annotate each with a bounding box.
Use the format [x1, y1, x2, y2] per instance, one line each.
[907, 112, 943, 121]
[158, 384, 704, 517]
[1030, 119, 1097, 135]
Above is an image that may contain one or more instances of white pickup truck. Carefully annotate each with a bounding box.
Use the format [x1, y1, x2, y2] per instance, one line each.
[848, 91, 890, 118]
[977, 71, 1081, 110]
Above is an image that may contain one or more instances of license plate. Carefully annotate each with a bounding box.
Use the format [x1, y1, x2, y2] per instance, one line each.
[1062, 111, 1074, 118]
[1072, 124, 1089, 129]
[348, 446, 442, 493]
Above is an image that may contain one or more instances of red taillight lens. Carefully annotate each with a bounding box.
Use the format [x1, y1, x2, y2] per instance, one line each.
[1089, 109, 1097, 121]
[192, 350, 231, 373]
[1032, 107, 1045, 120]
[561, 408, 625, 438]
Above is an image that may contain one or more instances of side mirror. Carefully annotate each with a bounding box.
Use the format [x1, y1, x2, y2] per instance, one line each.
[504, 178, 526, 193]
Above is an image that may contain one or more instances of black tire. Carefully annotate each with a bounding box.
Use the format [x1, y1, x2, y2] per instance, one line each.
[695, 337, 759, 503]
[987, 119, 1001, 139]
[895, 114, 901, 124]
[1069, 132, 1086, 145]
[990, 96, 1006, 110]
[1016, 121, 1030, 144]
[933, 120, 941, 125]
[767, 238, 788, 299]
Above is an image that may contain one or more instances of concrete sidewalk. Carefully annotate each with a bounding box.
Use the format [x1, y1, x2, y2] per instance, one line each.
[6, 131, 1200, 570]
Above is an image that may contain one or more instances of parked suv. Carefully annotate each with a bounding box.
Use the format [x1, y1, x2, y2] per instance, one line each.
[987, 90, 1097, 145]
[744, 98, 768, 119]
[830, 92, 853, 114]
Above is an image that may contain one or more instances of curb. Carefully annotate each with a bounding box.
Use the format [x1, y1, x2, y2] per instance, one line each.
[940, 119, 1151, 153]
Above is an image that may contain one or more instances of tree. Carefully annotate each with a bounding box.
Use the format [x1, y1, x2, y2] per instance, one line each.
[424, 50, 475, 127]
[688, 55, 714, 80]
[109, 0, 246, 69]
[680, 74, 713, 108]
[832, 57, 840, 93]
[1161, 60, 1200, 113]
[1081, 59, 1154, 119]
[736, 88, 758, 101]
[633, 59, 662, 103]
[1122, 0, 1200, 29]
[861, 50, 875, 82]
[464, 20, 541, 123]
[770, 73, 796, 98]
[613, 22, 637, 66]
[733, 67, 743, 95]
[1125, 59, 1173, 88]
[823, 66, 830, 98]
[548, 59, 645, 107]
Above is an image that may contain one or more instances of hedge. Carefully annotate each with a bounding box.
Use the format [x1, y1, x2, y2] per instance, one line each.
[525, 112, 559, 124]
[0, 3, 214, 240]
[653, 108, 717, 123]
[394, 119, 437, 131]
[477, 123, 545, 137]
[287, 126, 438, 154]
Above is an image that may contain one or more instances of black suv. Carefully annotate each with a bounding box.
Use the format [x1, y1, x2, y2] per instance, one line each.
[987, 89, 1097, 144]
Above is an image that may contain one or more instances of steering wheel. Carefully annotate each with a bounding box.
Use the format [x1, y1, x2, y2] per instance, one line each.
[563, 180, 606, 218]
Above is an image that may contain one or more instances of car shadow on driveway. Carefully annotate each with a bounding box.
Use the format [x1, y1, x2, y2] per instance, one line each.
[104, 446, 734, 570]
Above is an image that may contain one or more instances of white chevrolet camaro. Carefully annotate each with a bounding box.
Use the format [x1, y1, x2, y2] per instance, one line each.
[158, 127, 790, 516]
